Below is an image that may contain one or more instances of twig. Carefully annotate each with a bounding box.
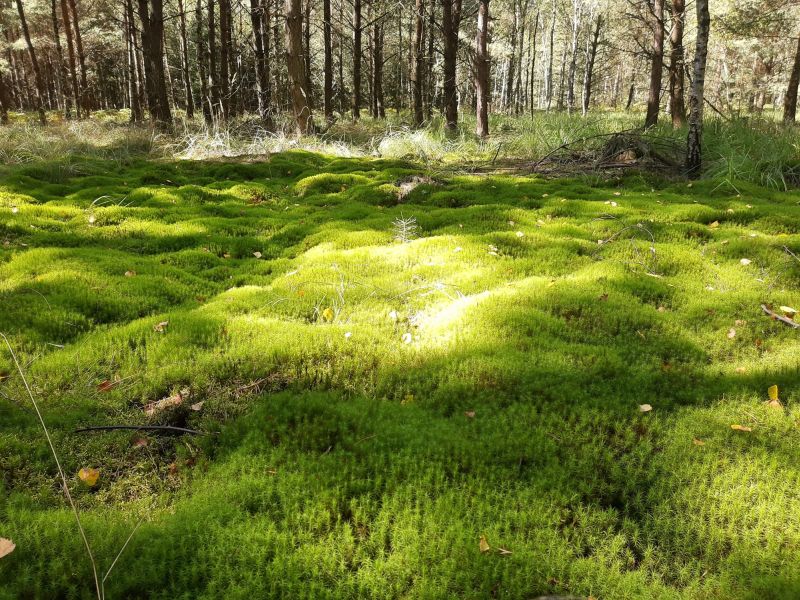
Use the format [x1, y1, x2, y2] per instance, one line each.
[1, 333, 102, 600]
[784, 246, 800, 264]
[74, 425, 206, 435]
[761, 304, 800, 329]
[102, 517, 145, 584]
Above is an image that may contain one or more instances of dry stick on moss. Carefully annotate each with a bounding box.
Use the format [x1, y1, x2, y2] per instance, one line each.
[784, 246, 800, 265]
[74, 425, 206, 435]
[760, 305, 800, 329]
[0, 333, 102, 600]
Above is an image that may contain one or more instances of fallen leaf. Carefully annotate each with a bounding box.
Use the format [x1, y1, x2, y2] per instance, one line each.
[599, 293, 609, 301]
[401, 332, 413, 344]
[515, 231, 525, 238]
[321, 307, 335, 322]
[253, 251, 262, 259]
[692, 438, 705, 446]
[97, 380, 116, 392]
[735, 367, 747, 373]
[479, 535, 491, 553]
[465, 411, 476, 418]
[131, 436, 149, 448]
[766, 384, 782, 409]
[190, 401, 205, 412]
[344, 331, 353, 340]
[731, 424, 752, 432]
[0, 538, 15, 559]
[124, 270, 136, 277]
[11, 206, 19, 214]
[780, 306, 797, 318]
[639, 404, 653, 412]
[389, 310, 399, 321]
[740, 258, 752, 266]
[87, 214, 96, 224]
[78, 467, 100, 487]
[727, 328, 736, 339]
[709, 221, 720, 228]
[735, 319, 745, 326]
[658, 306, 666, 312]
[153, 321, 169, 333]
[498, 547, 513, 555]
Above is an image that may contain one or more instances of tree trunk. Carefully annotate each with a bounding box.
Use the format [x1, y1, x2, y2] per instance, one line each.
[373, 22, 385, 118]
[475, 0, 489, 138]
[582, 13, 602, 116]
[505, 0, 518, 111]
[425, 0, 435, 120]
[304, 0, 313, 109]
[545, 1, 555, 110]
[286, 0, 314, 133]
[783, 35, 800, 124]
[686, 0, 709, 178]
[529, 10, 539, 115]
[125, 0, 143, 122]
[66, 0, 89, 113]
[668, 0, 686, 127]
[15, 0, 47, 124]
[208, 0, 220, 119]
[644, 0, 664, 127]
[50, 0, 71, 118]
[219, 0, 231, 119]
[196, 0, 212, 123]
[177, 0, 195, 119]
[323, 0, 333, 121]
[251, 0, 273, 125]
[352, 0, 362, 119]
[412, 0, 425, 127]
[441, 0, 463, 131]
[0, 68, 10, 124]
[566, 0, 581, 114]
[137, 0, 172, 125]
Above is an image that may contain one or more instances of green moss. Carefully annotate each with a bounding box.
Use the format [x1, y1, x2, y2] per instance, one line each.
[1, 150, 800, 599]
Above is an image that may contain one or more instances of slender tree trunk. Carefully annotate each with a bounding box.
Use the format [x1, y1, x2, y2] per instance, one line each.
[251, 0, 271, 124]
[783, 34, 800, 124]
[686, 0, 709, 178]
[374, 22, 385, 117]
[441, 0, 462, 131]
[50, 0, 71, 118]
[352, 0, 362, 119]
[208, 0, 220, 119]
[545, 0, 555, 110]
[15, 0, 47, 124]
[644, 0, 664, 127]
[566, 0, 581, 114]
[582, 14, 602, 116]
[138, 0, 172, 124]
[412, 0, 425, 127]
[505, 0, 518, 111]
[286, 0, 314, 133]
[668, 0, 686, 127]
[125, 0, 143, 122]
[475, 0, 489, 137]
[529, 10, 539, 115]
[196, 0, 211, 122]
[323, 0, 333, 121]
[0, 68, 10, 123]
[425, 0, 435, 120]
[177, 0, 195, 119]
[66, 0, 88, 113]
[304, 0, 313, 109]
[219, 0, 231, 119]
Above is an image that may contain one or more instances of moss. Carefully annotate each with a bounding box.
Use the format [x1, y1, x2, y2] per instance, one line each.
[1, 150, 800, 599]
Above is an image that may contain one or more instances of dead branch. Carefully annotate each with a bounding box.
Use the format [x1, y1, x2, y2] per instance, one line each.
[761, 304, 800, 329]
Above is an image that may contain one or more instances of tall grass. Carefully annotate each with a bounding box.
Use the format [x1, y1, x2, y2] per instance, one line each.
[0, 110, 798, 189]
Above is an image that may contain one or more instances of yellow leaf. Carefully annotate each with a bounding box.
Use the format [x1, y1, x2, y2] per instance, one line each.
[709, 221, 720, 228]
[731, 424, 752, 432]
[479, 535, 490, 553]
[692, 438, 705, 446]
[779, 306, 797, 318]
[768, 385, 779, 402]
[78, 467, 100, 487]
[0, 538, 15, 559]
[321, 307, 335, 322]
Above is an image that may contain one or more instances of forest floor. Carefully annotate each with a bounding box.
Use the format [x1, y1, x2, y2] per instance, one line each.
[1, 122, 800, 598]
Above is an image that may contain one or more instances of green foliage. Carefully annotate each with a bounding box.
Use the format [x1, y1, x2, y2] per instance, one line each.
[1, 144, 800, 598]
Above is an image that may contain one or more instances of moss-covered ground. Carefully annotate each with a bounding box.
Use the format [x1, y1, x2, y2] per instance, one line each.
[1, 149, 800, 599]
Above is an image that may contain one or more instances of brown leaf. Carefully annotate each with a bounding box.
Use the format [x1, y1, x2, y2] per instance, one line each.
[692, 438, 705, 446]
[479, 535, 491, 553]
[97, 380, 116, 393]
[190, 401, 205, 412]
[0, 538, 15, 559]
[153, 321, 169, 333]
[731, 424, 752, 432]
[131, 436, 149, 448]
[464, 411, 476, 418]
[124, 270, 136, 277]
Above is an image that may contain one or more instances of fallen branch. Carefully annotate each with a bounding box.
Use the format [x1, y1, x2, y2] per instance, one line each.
[761, 304, 800, 329]
[74, 425, 206, 435]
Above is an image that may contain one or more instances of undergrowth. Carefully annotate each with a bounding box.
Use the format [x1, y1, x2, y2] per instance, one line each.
[0, 142, 800, 598]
